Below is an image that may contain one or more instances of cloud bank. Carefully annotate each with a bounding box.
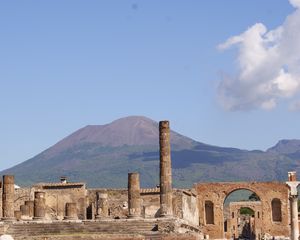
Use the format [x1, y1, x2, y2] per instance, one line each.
[218, 0, 300, 111]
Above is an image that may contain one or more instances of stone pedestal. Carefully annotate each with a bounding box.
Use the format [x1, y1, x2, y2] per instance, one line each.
[96, 192, 109, 219]
[14, 210, 21, 221]
[159, 121, 173, 217]
[33, 192, 46, 220]
[25, 200, 34, 218]
[1, 175, 16, 221]
[128, 172, 141, 218]
[20, 204, 30, 220]
[64, 202, 78, 220]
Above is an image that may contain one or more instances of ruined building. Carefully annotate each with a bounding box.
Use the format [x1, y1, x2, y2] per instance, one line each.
[0, 121, 299, 240]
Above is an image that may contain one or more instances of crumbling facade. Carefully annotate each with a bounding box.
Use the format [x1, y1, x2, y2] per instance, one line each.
[0, 120, 299, 240]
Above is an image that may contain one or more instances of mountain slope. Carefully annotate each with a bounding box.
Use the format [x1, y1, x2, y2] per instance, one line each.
[1, 116, 299, 188]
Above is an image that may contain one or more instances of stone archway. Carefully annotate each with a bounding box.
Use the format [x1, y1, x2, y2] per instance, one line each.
[227, 201, 262, 240]
[196, 182, 290, 239]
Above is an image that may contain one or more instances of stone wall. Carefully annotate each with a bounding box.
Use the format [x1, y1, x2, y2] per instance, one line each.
[172, 190, 199, 226]
[14, 188, 31, 211]
[11, 186, 199, 223]
[181, 191, 199, 226]
[87, 189, 129, 219]
[196, 182, 290, 239]
[31, 183, 87, 220]
[87, 189, 161, 219]
[87, 188, 198, 222]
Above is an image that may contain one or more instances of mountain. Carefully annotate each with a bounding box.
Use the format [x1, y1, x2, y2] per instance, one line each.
[267, 139, 300, 155]
[0, 116, 299, 188]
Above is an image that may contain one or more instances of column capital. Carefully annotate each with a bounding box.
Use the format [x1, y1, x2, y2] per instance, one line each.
[286, 181, 300, 197]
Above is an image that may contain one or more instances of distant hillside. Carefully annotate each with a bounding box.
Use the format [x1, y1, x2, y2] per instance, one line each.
[1, 116, 299, 188]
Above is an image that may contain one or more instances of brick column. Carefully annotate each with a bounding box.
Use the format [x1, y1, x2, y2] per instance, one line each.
[96, 192, 109, 219]
[128, 172, 141, 218]
[2, 175, 16, 221]
[25, 200, 34, 218]
[64, 202, 78, 220]
[159, 121, 173, 217]
[33, 192, 46, 220]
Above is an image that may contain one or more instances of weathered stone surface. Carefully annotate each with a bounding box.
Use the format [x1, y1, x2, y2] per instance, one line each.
[128, 173, 141, 218]
[34, 192, 46, 220]
[25, 201, 34, 218]
[2, 176, 15, 221]
[64, 202, 78, 220]
[226, 201, 262, 239]
[196, 182, 290, 239]
[31, 181, 86, 220]
[159, 121, 173, 217]
[96, 192, 109, 219]
[2, 218, 202, 239]
[14, 211, 21, 221]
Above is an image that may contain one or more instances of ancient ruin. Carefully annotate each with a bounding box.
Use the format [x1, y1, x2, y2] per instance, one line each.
[0, 120, 299, 240]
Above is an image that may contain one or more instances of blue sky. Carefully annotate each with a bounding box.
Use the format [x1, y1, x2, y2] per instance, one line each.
[0, 0, 299, 171]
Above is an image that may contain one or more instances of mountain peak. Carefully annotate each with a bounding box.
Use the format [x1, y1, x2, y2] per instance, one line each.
[45, 116, 197, 156]
[267, 139, 300, 154]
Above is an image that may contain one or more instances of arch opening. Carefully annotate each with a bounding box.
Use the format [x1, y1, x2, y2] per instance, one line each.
[223, 189, 261, 240]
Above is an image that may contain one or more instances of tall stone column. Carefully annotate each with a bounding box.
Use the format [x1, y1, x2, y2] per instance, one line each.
[159, 121, 173, 217]
[290, 196, 299, 240]
[286, 171, 300, 240]
[96, 192, 109, 219]
[33, 192, 46, 220]
[128, 172, 141, 218]
[2, 175, 16, 221]
[64, 202, 78, 220]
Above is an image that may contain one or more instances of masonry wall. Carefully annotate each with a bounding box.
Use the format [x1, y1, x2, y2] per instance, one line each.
[87, 189, 162, 219]
[87, 189, 129, 219]
[87, 188, 199, 224]
[31, 184, 87, 220]
[196, 182, 290, 239]
[181, 191, 199, 226]
[14, 188, 31, 210]
[8, 184, 195, 225]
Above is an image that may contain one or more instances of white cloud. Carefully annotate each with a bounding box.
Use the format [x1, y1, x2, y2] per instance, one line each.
[217, 0, 300, 111]
[289, 0, 300, 8]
